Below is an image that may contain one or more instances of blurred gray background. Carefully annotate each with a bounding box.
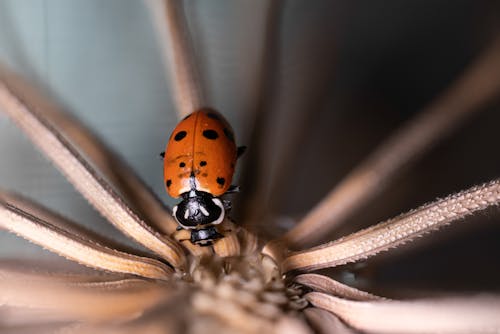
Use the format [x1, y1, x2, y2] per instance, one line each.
[0, 0, 499, 293]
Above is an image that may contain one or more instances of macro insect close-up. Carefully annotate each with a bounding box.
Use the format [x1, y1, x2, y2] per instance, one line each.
[0, 1, 500, 333]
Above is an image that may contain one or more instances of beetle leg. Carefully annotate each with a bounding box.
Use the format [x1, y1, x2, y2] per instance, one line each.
[237, 146, 247, 158]
[222, 199, 232, 211]
[226, 185, 240, 194]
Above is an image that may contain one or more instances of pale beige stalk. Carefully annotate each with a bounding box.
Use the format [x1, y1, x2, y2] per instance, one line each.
[0, 81, 186, 270]
[273, 316, 313, 334]
[303, 308, 356, 334]
[0, 65, 178, 234]
[0, 273, 172, 321]
[282, 179, 500, 272]
[0, 307, 70, 328]
[57, 321, 179, 334]
[0, 195, 173, 280]
[145, 0, 206, 118]
[306, 292, 500, 334]
[294, 274, 383, 301]
[277, 35, 500, 249]
[0, 263, 126, 284]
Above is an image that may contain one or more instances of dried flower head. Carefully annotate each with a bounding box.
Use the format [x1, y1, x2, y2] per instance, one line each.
[0, 1, 500, 333]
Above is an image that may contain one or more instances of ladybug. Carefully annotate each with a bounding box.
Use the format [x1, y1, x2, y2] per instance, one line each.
[162, 108, 245, 245]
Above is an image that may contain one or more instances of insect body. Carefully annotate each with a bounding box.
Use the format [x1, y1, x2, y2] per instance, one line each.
[163, 109, 245, 245]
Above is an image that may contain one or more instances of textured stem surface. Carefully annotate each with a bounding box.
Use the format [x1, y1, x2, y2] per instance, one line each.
[0, 192, 173, 280]
[306, 292, 500, 334]
[294, 274, 383, 301]
[278, 35, 500, 249]
[0, 80, 186, 270]
[282, 179, 500, 272]
[303, 308, 355, 334]
[0, 65, 178, 235]
[0, 271, 172, 321]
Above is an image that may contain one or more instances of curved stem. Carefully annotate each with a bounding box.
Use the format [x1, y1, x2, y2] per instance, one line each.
[0, 192, 173, 280]
[0, 270, 172, 322]
[282, 179, 500, 272]
[306, 292, 500, 334]
[294, 274, 383, 301]
[0, 65, 178, 235]
[145, 0, 206, 118]
[275, 35, 500, 249]
[303, 308, 356, 334]
[0, 80, 186, 270]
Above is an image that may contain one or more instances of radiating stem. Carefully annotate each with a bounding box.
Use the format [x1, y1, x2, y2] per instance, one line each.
[303, 308, 356, 334]
[294, 274, 383, 301]
[0, 65, 178, 235]
[145, 0, 206, 118]
[282, 179, 500, 272]
[0, 192, 173, 280]
[306, 292, 500, 334]
[276, 35, 500, 249]
[0, 270, 173, 321]
[0, 80, 186, 270]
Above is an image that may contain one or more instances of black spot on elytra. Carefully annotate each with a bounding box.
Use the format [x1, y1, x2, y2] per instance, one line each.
[206, 112, 221, 120]
[216, 177, 225, 186]
[179, 162, 186, 168]
[223, 128, 234, 142]
[200, 161, 207, 166]
[174, 131, 187, 141]
[166, 180, 172, 188]
[203, 129, 219, 140]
